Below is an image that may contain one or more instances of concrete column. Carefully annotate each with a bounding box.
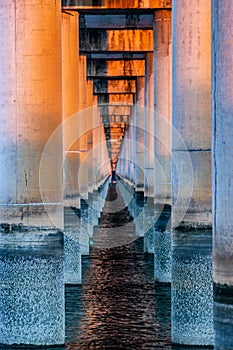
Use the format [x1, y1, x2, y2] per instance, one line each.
[172, 0, 213, 345]
[144, 52, 155, 198]
[77, 56, 90, 255]
[154, 10, 172, 205]
[144, 53, 155, 253]
[0, 0, 64, 345]
[135, 78, 145, 193]
[62, 12, 81, 284]
[212, 2, 233, 348]
[133, 78, 145, 238]
[153, 10, 172, 283]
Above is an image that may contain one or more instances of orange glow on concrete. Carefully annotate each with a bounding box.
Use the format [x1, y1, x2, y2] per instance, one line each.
[108, 30, 153, 52]
[109, 94, 134, 104]
[63, 0, 171, 10]
[107, 80, 136, 94]
[107, 60, 145, 77]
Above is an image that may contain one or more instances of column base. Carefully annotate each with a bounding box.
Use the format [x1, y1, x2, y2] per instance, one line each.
[172, 229, 213, 346]
[0, 228, 65, 346]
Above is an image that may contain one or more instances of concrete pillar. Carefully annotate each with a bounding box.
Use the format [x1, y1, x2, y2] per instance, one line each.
[172, 0, 213, 345]
[0, 0, 64, 345]
[62, 12, 81, 284]
[78, 56, 90, 256]
[144, 52, 155, 198]
[62, 11, 80, 206]
[212, 1, 233, 348]
[133, 78, 145, 238]
[144, 52, 155, 253]
[153, 10, 172, 283]
[135, 78, 145, 193]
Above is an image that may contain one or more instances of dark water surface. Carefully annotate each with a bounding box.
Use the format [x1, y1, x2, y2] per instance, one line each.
[66, 241, 171, 349]
[1, 184, 213, 350]
[66, 184, 172, 349]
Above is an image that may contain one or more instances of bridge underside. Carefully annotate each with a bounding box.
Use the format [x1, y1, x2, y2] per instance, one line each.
[0, 0, 232, 349]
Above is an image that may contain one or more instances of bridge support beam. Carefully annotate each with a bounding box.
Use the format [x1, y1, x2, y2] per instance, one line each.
[171, 0, 213, 345]
[0, 0, 64, 345]
[212, 1, 233, 348]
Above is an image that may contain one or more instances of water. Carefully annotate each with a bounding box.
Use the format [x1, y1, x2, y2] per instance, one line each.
[0, 184, 214, 350]
[66, 184, 171, 349]
[66, 242, 171, 349]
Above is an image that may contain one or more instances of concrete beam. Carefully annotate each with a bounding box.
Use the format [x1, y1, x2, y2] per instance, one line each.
[63, 0, 172, 10]
[94, 79, 136, 94]
[87, 59, 145, 78]
[87, 53, 146, 60]
[101, 116, 129, 124]
[80, 29, 153, 52]
[80, 14, 154, 29]
[98, 94, 134, 105]
[100, 105, 131, 115]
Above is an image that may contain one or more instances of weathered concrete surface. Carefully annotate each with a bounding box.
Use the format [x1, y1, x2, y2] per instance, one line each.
[212, 0, 233, 288]
[89, 53, 146, 60]
[135, 78, 145, 192]
[62, 11, 82, 282]
[212, 2, 233, 348]
[153, 10, 172, 283]
[62, 12, 80, 205]
[0, 1, 65, 346]
[100, 105, 131, 116]
[87, 59, 145, 78]
[0, 0, 63, 228]
[94, 79, 136, 94]
[63, 0, 172, 10]
[171, 0, 212, 346]
[80, 29, 153, 52]
[172, 230, 213, 345]
[172, 0, 211, 230]
[0, 230, 65, 346]
[98, 94, 134, 105]
[144, 53, 155, 198]
[80, 14, 154, 29]
[154, 10, 172, 206]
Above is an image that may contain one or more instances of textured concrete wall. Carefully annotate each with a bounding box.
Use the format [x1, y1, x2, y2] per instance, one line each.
[144, 53, 155, 198]
[154, 10, 172, 205]
[94, 80, 136, 94]
[212, 0, 233, 287]
[0, 0, 63, 228]
[80, 29, 153, 52]
[63, 0, 172, 9]
[212, 6, 233, 345]
[172, 0, 211, 229]
[87, 59, 145, 78]
[62, 12, 80, 205]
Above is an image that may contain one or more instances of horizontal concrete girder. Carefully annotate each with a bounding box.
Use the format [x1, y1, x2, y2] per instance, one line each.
[100, 105, 132, 115]
[94, 79, 136, 94]
[101, 116, 129, 124]
[80, 14, 154, 29]
[63, 0, 172, 10]
[80, 29, 153, 52]
[86, 53, 146, 60]
[98, 94, 134, 104]
[87, 59, 145, 78]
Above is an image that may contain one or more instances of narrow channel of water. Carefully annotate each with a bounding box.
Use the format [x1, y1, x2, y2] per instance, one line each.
[0, 183, 214, 350]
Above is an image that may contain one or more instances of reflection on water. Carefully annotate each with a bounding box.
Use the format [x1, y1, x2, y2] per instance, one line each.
[66, 241, 171, 349]
[0, 184, 214, 350]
